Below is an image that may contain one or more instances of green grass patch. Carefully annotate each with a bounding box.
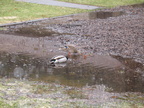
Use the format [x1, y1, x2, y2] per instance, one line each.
[0, 78, 144, 108]
[0, 0, 88, 24]
[0, 78, 92, 108]
[58, 0, 144, 7]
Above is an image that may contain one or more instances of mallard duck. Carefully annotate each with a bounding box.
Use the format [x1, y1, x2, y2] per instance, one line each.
[50, 55, 68, 64]
[59, 44, 80, 55]
[59, 44, 90, 59]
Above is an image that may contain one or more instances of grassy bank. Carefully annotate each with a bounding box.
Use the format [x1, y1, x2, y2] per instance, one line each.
[58, 0, 144, 7]
[0, 78, 143, 108]
[0, 0, 88, 24]
[0, 78, 90, 108]
[1, 0, 143, 25]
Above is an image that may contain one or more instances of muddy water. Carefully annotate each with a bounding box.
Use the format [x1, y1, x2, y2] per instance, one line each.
[0, 51, 144, 93]
[0, 34, 65, 57]
[0, 3, 144, 94]
[89, 11, 124, 19]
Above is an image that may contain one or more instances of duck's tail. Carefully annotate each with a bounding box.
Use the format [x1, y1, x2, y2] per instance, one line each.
[49, 59, 56, 64]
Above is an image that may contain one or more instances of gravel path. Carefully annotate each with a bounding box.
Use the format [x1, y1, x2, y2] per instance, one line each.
[15, 0, 99, 9]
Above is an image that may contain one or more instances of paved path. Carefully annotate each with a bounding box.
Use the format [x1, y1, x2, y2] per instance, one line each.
[16, 0, 99, 10]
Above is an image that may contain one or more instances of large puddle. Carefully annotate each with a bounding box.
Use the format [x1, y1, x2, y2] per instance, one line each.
[0, 3, 144, 94]
[0, 51, 143, 93]
[0, 4, 144, 107]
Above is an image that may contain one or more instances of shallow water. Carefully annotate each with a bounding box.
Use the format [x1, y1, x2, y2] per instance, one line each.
[0, 51, 143, 93]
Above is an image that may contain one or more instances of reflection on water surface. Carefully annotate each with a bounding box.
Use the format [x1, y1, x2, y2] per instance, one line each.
[0, 52, 143, 93]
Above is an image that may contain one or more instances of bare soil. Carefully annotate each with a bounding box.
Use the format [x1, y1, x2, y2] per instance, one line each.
[0, 4, 144, 107]
[1, 3, 144, 64]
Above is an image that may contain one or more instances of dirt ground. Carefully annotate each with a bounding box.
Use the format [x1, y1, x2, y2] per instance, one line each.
[0, 3, 144, 108]
[1, 3, 144, 64]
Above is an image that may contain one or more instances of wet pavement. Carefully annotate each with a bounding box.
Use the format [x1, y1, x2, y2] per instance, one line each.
[16, 0, 99, 10]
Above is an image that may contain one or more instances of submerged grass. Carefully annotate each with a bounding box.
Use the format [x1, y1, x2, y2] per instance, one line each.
[58, 0, 144, 7]
[0, 0, 88, 24]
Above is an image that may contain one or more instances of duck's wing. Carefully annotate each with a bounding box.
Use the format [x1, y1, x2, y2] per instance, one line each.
[53, 55, 66, 60]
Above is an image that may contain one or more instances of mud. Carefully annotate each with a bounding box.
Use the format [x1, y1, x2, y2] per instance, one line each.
[0, 3, 144, 107]
[0, 51, 144, 107]
[1, 4, 144, 64]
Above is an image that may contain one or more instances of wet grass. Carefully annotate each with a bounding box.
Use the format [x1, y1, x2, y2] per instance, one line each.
[58, 0, 144, 7]
[118, 93, 144, 104]
[0, 78, 144, 108]
[32, 84, 63, 94]
[0, 78, 91, 108]
[0, 0, 88, 24]
[0, 101, 18, 108]
[98, 102, 144, 108]
[64, 88, 88, 99]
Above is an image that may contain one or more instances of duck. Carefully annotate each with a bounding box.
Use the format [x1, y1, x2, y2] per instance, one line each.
[59, 44, 80, 55]
[50, 55, 68, 64]
[59, 44, 88, 59]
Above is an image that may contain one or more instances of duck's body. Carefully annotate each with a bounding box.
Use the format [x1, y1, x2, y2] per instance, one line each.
[61, 44, 89, 59]
[59, 44, 80, 55]
[50, 55, 68, 64]
[65, 45, 79, 53]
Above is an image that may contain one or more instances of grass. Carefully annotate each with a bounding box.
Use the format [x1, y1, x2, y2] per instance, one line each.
[0, 78, 144, 108]
[0, 0, 88, 24]
[58, 0, 144, 7]
[0, 78, 92, 108]
[1, 0, 144, 24]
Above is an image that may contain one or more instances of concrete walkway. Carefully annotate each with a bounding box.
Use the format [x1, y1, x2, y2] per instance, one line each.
[16, 0, 99, 10]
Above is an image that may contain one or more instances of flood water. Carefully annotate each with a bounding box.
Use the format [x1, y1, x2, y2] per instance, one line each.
[0, 51, 143, 93]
